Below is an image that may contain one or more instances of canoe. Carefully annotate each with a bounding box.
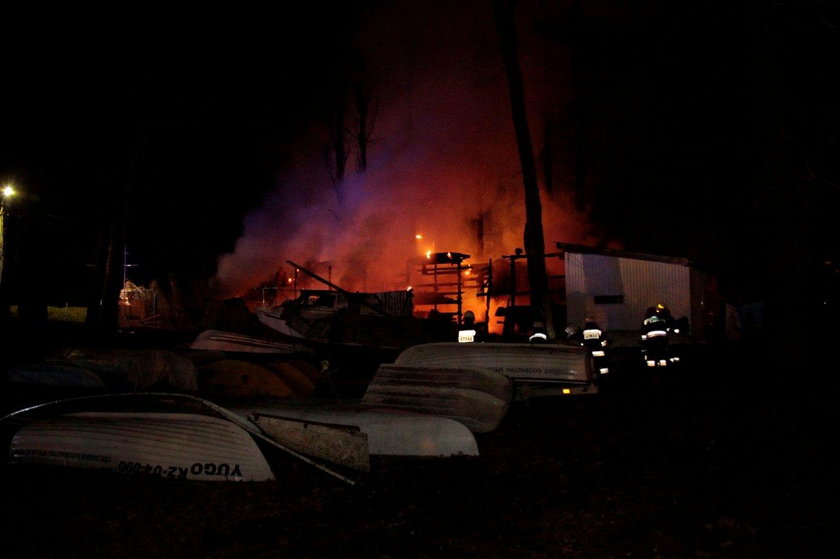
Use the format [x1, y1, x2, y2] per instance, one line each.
[394, 342, 598, 398]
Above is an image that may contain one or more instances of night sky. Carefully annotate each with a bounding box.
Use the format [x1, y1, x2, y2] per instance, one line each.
[2, 1, 838, 309]
[2, 3, 363, 303]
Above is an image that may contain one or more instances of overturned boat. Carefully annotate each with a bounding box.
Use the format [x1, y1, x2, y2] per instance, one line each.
[361, 364, 513, 434]
[231, 400, 480, 458]
[8, 348, 199, 392]
[189, 329, 312, 356]
[0, 393, 357, 484]
[10, 412, 274, 482]
[394, 341, 600, 399]
[194, 357, 319, 399]
[227, 361, 514, 457]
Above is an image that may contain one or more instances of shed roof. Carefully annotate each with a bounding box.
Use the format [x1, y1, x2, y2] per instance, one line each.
[555, 242, 691, 266]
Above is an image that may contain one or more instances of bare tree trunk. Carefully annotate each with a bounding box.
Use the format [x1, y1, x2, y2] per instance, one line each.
[14, 202, 49, 330]
[86, 203, 124, 335]
[0, 206, 9, 324]
[493, 0, 554, 338]
[325, 85, 348, 208]
[332, 101, 347, 186]
[542, 115, 554, 194]
[86, 132, 136, 336]
[569, 2, 588, 213]
[355, 79, 370, 172]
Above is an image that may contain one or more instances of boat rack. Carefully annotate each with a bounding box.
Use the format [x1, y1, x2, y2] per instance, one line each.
[409, 252, 485, 324]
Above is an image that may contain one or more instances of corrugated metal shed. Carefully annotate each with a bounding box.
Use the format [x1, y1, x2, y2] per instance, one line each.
[558, 243, 713, 334]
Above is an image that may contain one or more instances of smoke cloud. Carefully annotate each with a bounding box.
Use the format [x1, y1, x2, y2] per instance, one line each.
[215, 1, 600, 301]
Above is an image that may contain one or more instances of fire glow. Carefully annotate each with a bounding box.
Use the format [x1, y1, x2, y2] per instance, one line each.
[214, 2, 600, 307]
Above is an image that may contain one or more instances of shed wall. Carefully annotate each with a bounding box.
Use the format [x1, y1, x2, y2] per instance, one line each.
[565, 252, 691, 331]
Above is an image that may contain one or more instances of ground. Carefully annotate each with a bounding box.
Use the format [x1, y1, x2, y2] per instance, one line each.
[0, 323, 837, 558]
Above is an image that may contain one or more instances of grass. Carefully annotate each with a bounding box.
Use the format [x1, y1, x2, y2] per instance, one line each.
[9, 305, 87, 323]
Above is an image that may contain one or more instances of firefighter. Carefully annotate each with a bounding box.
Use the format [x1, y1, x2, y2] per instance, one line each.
[581, 315, 609, 375]
[640, 305, 673, 368]
[581, 316, 606, 349]
[641, 307, 669, 339]
[458, 310, 478, 343]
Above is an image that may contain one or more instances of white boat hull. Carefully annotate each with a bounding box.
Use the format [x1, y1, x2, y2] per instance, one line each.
[394, 342, 598, 397]
[9, 412, 275, 482]
[253, 414, 370, 472]
[255, 308, 309, 341]
[2, 392, 360, 485]
[190, 329, 308, 355]
[232, 401, 479, 457]
[362, 364, 513, 433]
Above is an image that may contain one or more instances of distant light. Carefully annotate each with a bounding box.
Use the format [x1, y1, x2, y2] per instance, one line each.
[2, 185, 15, 198]
[415, 234, 423, 240]
[562, 388, 571, 395]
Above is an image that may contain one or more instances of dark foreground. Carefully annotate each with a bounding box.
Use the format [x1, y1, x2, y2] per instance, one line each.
[1, 328, 837, 558]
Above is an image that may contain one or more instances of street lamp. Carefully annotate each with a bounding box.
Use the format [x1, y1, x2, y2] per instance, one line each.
[1, 184, 17, 313]
[1, 183, 16, 237]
